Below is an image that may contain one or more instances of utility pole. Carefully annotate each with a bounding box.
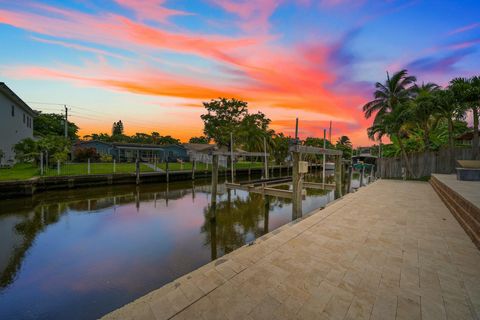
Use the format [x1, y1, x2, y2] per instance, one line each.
[64, 105, 68, 139]
[329, 120, 332, 144]
[323, 129, 326, 188]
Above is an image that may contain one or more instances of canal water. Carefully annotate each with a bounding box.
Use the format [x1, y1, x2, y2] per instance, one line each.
[0, 173, 348, 320]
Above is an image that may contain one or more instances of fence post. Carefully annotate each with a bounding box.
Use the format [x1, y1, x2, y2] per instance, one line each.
[88, 158, 91, 175]
[113, 159, 116, 173]
[57, 160, 60, 176]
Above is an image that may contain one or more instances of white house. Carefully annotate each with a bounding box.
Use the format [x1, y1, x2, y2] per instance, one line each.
[0, 83, 35, 165]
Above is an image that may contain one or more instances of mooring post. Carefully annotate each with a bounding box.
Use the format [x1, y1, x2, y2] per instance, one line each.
[335, 155, 343, 198]
[166, 159, 169, 183]
[192, 159, 195, 180]
[211, 154, 219, 207]
[348, 163, 353, 193]
[264, 136, 268, 179]
[360, 166, 364, 186]
[136, 156, 140, 185]
[292, 151, 302, 219]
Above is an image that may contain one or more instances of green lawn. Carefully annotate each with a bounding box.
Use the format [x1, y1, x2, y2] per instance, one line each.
[0, 162, 153, 181]
[0, 161, 275, 181]
[0, 163, 39, 181]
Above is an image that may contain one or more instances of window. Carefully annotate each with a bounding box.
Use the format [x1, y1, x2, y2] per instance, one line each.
[11, 105, 14, 117]
[23, 113, 26, 123]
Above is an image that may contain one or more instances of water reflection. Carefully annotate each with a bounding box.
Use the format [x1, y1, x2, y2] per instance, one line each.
[0, 174, 337, 320]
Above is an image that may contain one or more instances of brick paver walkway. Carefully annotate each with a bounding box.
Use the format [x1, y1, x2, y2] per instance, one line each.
[103, 180, 480, 320]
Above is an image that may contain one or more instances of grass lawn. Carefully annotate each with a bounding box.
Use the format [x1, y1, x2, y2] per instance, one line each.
[0, 163, 39, 181]
[0, 161, 278, 181]
[0, 162, 153, 181]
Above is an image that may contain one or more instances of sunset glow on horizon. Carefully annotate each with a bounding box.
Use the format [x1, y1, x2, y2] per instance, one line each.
[1, 0, 479, 145]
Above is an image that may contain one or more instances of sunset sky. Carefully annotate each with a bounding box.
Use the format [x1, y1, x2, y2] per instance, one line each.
[0, 0, 479, 145]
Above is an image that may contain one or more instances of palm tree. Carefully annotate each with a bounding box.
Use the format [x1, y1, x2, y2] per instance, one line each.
[362, 69, 416, 122]
[336, 135, 352, 147]
[411, 82, 440, 150]
[471, 76, 480, 159]
[367, 103, 415, 177]
[435, 88, 465, 170]
[364, 69, 417, 177]
[450, 77, 479, 159]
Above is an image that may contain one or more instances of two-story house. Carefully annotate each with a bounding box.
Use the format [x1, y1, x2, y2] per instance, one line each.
[0, 83, 35, 165]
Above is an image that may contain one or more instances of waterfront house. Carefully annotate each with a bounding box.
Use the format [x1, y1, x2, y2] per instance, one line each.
[0, 83, 35, 166]
[73, 140, 188, 162]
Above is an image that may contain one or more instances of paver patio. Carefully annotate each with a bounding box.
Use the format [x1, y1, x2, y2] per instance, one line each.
[103, 180, 480, 320]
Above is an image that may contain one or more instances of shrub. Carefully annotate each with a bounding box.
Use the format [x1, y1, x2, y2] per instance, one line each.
[74, 147, 100, 162]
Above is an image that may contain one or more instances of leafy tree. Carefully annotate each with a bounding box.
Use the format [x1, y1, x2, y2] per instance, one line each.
[200, 98, 249, 147]
[13, 138, 38, 162]
[272, 133, 291, 164]
[236, 112, 274, 152]
[112, 120, 124, 136]
[189, 136, 210, 144]
[303, 137, 334, 148]
[14, 136, 71, 164]
[34, 112, 79, 140]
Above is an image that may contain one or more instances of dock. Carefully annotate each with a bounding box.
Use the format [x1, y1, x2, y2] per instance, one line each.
[103, 179, 480, 320]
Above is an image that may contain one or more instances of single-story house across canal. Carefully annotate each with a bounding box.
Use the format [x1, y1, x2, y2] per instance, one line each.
[73, 140, 188, 162]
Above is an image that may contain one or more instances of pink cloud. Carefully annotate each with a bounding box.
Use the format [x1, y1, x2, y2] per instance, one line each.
[211, 0, 280, 33]
[114, 0, 191, 24]
[448, 22, 480, 35]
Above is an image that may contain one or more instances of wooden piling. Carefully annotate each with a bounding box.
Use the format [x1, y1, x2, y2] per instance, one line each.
[292, 151, 302, 219]
[192, 160, 195, 180]
[211, 154, 219, 206]
[136, 157, 140, 185]
[335, 155, 342, 198]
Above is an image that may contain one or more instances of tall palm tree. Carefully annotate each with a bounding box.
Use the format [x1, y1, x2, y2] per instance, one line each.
[367, 102, 415, 177]
[364, 69, 417, 177]
[435, 88, 465, 170]
[471, 76, 480, 159]
[450, 77, 479, 159]
[411, 82, 440, 149]
[336, 135, 352, 147]
[362, 69, 416, 122]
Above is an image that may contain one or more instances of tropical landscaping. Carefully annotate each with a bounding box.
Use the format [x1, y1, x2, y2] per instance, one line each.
[363, 71, 480, 177]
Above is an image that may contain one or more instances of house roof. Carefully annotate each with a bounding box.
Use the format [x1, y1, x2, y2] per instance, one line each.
[0, 82, 36, 116]
[76, 140, 185, 150]
[183, 143, 217, 152]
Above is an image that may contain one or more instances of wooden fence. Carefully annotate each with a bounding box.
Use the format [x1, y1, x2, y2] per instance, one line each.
[377, 147, 480, 179]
